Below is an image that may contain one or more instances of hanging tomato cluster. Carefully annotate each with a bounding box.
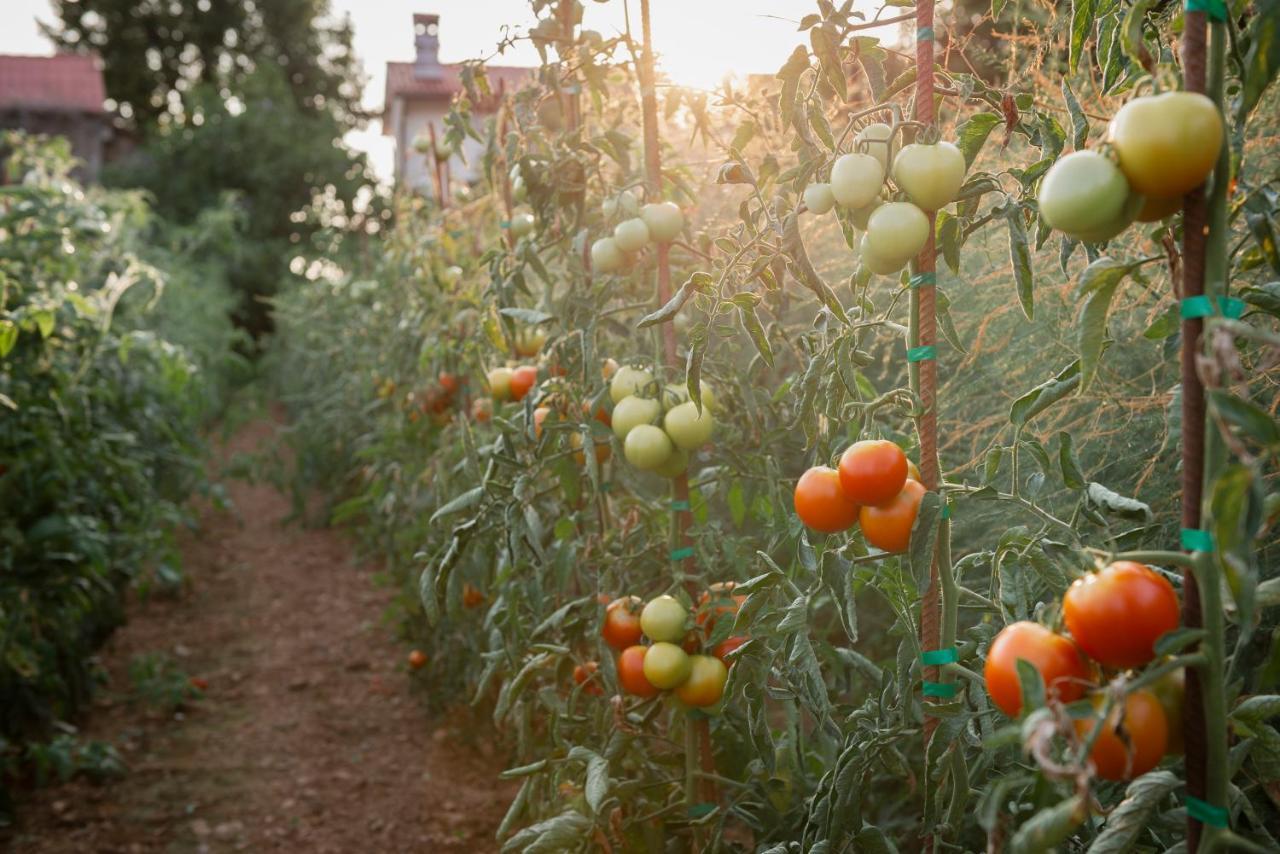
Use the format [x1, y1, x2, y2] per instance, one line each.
[793, 440, 926, 553]
[591, 190, 685, 274]
[608, 365, 715, 477]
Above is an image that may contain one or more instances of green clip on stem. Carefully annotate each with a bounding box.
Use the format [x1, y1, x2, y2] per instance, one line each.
[907, 345, 937, 363]
[1180, 295, 1245, 319]
[916, 26, 935, 42]
[920, 647, 958, 666]
[1181, 528, 1216, 552]
[940, 503, 951, 520]
[670, 500, 691, 511]
[1184, 0, 1228, 21]
[909, 272, 936, 289]
[1185, 795, 1229, 827]
[922, 680, 958, 698]
[670, 546, 694, 561]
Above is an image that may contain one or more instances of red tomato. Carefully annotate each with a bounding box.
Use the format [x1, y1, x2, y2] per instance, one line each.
[408, 649, 428, 670]
[602, 596, 644, 650]
[712, 636, 748, 662]
[438, 372, 460, 395]
[793, 466, 861, 533]
[462, 583, 486, 609]
[573, 661, 603, 696]
[858, 479, 925, 553]
[1074, 690, 1168, 780]
[533, 406, 552, 439]
[509, 365, 538, 402]
[838, 440, 908, 507]
[470, 398, 493, 423]
[984, 621, 1091, 716]
[1063, 561, 1180, 669]
[617, 645, 659, 697]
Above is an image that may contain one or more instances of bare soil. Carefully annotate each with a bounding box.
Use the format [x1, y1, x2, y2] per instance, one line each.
[3, 417, 515, 853]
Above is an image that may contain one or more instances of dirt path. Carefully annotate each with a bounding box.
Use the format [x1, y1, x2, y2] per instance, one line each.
[4, 417, 515, 853]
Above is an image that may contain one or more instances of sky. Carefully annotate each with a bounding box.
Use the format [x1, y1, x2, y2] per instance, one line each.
[2, 0, 893, 180]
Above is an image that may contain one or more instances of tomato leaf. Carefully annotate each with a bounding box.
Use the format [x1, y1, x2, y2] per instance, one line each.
[1239, 0, 1280, 124]
[1209, 390, 1280, 448]
[1076, 257, 1137, 391]
[1069, 0, 1098, 72]
[1153, 627, 1206, 657]
[1061, 79, 1089, 150]
[738, 302, 775, 368]
[1010, 361, 1081, 427]
[429, 485, 484, 524]
[1057, 432, 1085, 490]
[1005, 205, 1035, 319]
[1086, 772, 1179, 854]
[954, 113, 1002, 169]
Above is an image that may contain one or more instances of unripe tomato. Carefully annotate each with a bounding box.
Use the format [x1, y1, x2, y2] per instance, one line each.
[1108, 91, 1223, 199]
[865, 202, 929, 264]
[617, 645, 659, 697]
[624, 424, 673, 470]
[611, 395, 661, 440]
[984, 621, 1090, 716]
[653, 447, 689, 478]
[1063, 561, 1179, 669]
[713, 636, 748, 662]
[470, 397, 493, 423]
[642, 642, 691, 690]
[838, 440, 909, 507]
[676, 655, 728, 707]
[509, 365, 538, 402]
[609, 365, 654, 403]
[513, 327, 546, 357]
[803, 182, 836, 215]
[663, 401, 714, 450]
[602, 596, 643, 650]
[849, 197, 881, 231]
[859, 233, 907, 276]
[573, 661, 603, 696]
[408, 649, 428, 670]
[591, 237, 626, 274]
[830, 152, 885, 209]
[1039, 151, 1140, 243]
[1074, 690, 1168, 781]
[486, 367, 513, 401]
[602, 189, 639, 219]
[442, 265, 463, 286]
[660, 381, 716, 412]
[510, 211, 536, 238]
[511, 175, 528, 203]
[858, 479, 925, 553]
[570, 431, 611, 465]
[462, 583, 486, 609]
[640, 594, 688, 642]
[794, 466, 860, 533]
[641, 201, 684, 243]
[855, 122, 894, 171]
[613, 217, 651, 252]
[1150, 667, 1185, 755]
[891, 141, 966, 211]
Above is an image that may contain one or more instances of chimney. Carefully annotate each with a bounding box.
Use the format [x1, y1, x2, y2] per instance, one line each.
[413, 14, 443, 80]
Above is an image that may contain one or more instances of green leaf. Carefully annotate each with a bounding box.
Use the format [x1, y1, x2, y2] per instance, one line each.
[584, 752, 609, 814]
[501, 810, 591, 853]
[954, 113, 1002, 169]
[1085, 482, 1153, 520]
[1154, 627, 1206, 657]
[936, 210, 962, 273]
[1061, 78, 1089, 150]
[637, 271, 710, 328]
[429, 486, 484, 523]
[1209, 390, 1280, 448]
[1087, 772, 1180, 853]
[1076, 257, 1137, 391]
[1011, 795, 1087, 854]
[1069, 0, 1099, 72]
[1006, 205, 1034, 319]
[1015, 658, 1046, 712]
[1058, 432, 1085, 489]
[1010, 361, 1081, 427]
[738, 302, 774, 367]
[0, 319, 17, 357]
[1240, 0, 1280, 123]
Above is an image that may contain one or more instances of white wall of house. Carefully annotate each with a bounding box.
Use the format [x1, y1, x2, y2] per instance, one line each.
[395, 99, 489, 195]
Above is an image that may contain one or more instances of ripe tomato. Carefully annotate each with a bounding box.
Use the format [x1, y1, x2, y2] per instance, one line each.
[602, 596, 644, 650]
[486, 367, 513, 402]
[408, 649, 428, 670]
[591, 237, 625, 274]
[1074, 690, 1168, 781]
[623, 424, 673, 471]
[803, 182, 836, 215]
[663, 401, 714, 450]
[675, 655, 728, 707]
[830, 152, 884, 209]
[1063, 561, 1179, 669]
[462, 583, 486, 609]
[1039, 150, 1140, 243]
[642, 642, 691, 690]
[906, 460, 922, 482]
[582, 399, 611, 427]
[601, 358, 619, 380]
[438, 372, 460, 395]
[697, 582, 746, 633]
[1108, 91, 1223, 199]
[641, 201, 684, 243]
[570, 432, 611, 465]
[640, 595, 688, 643]
[984, 621, 1090, 716]
[573, 661, 603, 696]
[609, 366, 654, 403]
[713, 636, 748, 662]
[611, 395, 661, 440]
[532, 406, 552, 439]
[617, 645, 659, 697]
[865, 202, 929, 265]
[509, 365, 538, 402]
[858, 479, 925, 553]
[838, 440, 908, 507]
[794, 466, 860, 533]
[613, 217, 651, 252]
[470, 398, 493, 423]
[891, 141, 966, 211]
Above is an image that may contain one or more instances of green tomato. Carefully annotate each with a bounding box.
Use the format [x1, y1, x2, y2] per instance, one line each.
[859, 233, 907, 276]
[654, 447, 689, 478]
[624, 424, 673, 470]
[442, 265, 463, 285]
[892, 142, 966, 211]
[642, 642, 691, 689]
[591, 237, 625, 274]
[640, 595, 688, 642]
[609, 365, 654, 403]
[855, 122, 894, 171]
[603, 189, 639, 219]
[830, 152, 884, 210]
[613, 217, 651, 252]
[641, 202, 684, 243]
[510, 212, 536, 238]
[611, 395, 661, 440]
[1108, 91, 1223, 200]
[865, 202, 928, 264]
[803, 182, 836, 215]
[663, 401, 714, 450]
[1039, 151, 1138, 242]
[848, 197, 881, 231]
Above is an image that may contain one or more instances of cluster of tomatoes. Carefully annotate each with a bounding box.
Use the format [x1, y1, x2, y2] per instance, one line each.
[804, 123, 967, 274]
[608, 364, 715, 477]
[480, 326, 551, 417]
[590, 190, 685, 274]
[793, 439, 926, 553]
[584, 584, 747, 706]
[984, 560, 1183, 781]
[1040, 91, 1223, 242]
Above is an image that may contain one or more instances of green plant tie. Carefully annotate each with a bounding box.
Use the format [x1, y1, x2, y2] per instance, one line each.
[449, 230, 463, 239]
[916, 27, 935, 42]
[920, 647, 958, 666]
[909, 272, 936, 288]
[670, 500, 691, 511]
[906, 345, 937, 363]
[670, 546, 694, 561]
[1184, 0, 1228, 22]
[686, 708, 709, 720]
[599, 481, 613, 492]
[1181, 528, 1216, 552]
[1185, 795, 1229, 827]
[922, 680, 957, 698]
[686, 802, 717, 818]
[499, 220, 511, 229]
[1180, 295, 1245, 319]
[941, 503, 951, 520]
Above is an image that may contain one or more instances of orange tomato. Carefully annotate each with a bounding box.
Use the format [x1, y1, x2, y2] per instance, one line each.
[533, 406, 552, 439]
[462, 583, 486, 609]
[675, 655, 728, 707]
[838, 440, 909, 506]
[438, 372, 460, 395]
[471, 398, 493, 422]
[712, 636, 748, 662]
[794, 466, 861, 533]
[1074, 690, 1168, 780]
[858, 479, 925, 553]
[408, 649, 428, 670]
[1063, 561, 1180, 670]
[696, 582, 746, 633]
[617, 645, 659, 697]
[602, 596, 644, 650]
[509, 365, 538, 402]
[573, 661, 604, 696]
[984, 621, 1091, 716]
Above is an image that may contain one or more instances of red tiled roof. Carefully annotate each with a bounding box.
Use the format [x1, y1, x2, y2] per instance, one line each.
[0, 54, 106, 113]
[382, 61, 532, 126]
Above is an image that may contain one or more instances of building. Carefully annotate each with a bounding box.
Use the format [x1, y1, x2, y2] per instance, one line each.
[382, 14, 531, 193]
[0, 54, 109, 182]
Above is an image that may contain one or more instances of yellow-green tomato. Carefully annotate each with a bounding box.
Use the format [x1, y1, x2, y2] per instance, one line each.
[803, 182, 836, 215]
[641, 202, 684, 243]
[865, 202, 929, 263]
[609, 365, 654, 403]
[510, 212, 536, 238]
[830, 152, 884, 210]
[1108, 91, 1223, 199]
[663, 401, 714, 450]
[487, 367, 514, 401]
[849, 197, 881, 231]
[676, 655, 728, 707]
[591, 237, 625, 274]
[442, 265, 463, 285]
[859, 233, 908, 276]
[1039, 151, 1137, 242]
[855, 122, 894, 171]
[613, 217, 651, 252]
[659, 383, 689, 410]
[892, 142, 966, 211]
[654, 447, 689, 478]
[624, 424, 673, 470]
[642, 642, 691, 690]
[640, 595, 688, 642]
[611, 394, 661, 440]
[603, 189, 639, 219]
